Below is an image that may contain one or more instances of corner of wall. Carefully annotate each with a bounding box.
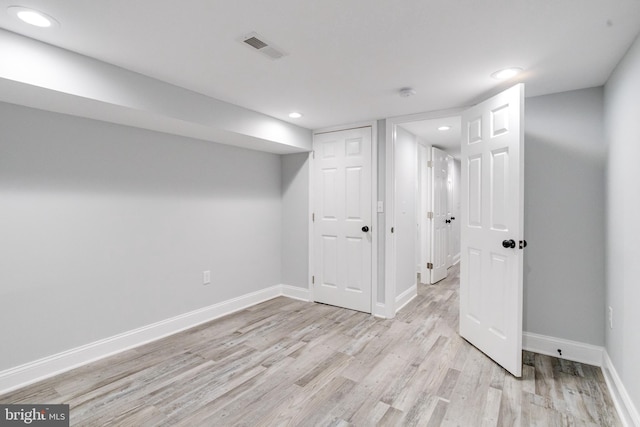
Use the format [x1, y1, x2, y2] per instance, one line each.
[603, 351, 640, 427]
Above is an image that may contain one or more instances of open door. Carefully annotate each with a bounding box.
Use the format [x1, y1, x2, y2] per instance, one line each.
[459, 84, 525, 377]
[430, 146, 449, 284]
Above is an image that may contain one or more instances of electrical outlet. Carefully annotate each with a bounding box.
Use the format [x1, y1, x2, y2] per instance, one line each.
[203, 270, 211, 285]
[608, 306, 613, 329]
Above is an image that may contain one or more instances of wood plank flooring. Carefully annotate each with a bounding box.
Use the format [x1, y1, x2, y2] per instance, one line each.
[1, 265, 621, 426]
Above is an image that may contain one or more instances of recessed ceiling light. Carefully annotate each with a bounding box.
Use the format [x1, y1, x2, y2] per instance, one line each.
[288, 112, 303, 119]
[7, 6, 59, 28]
[491, 67, 523, 80]
[438, 125, 452, 131]
[399, 88, 417, 98]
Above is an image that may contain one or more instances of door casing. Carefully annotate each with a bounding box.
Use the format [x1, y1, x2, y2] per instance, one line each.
[309, 121, 379, 315]
[385, 109, 463, 318]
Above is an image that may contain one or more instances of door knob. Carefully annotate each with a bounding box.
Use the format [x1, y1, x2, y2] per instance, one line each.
[519, 240, 528, 249]
[451, 217, 455, 220]
[502, 239, 516, 249]
[362, 226, 370, 232]
[445, 219, 451, 224]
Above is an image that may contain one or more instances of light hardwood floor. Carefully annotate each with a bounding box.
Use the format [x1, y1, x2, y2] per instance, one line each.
[1, 265, 621, 426]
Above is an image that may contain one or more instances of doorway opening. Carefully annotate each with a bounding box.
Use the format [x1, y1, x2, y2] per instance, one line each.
[398, 117, 462, 286]
[384, 110, 464, 320]
[386, 84, 525, 377]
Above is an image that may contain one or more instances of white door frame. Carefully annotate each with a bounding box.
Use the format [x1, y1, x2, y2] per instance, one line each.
[384, 109, 463, 318]
[417, 142, 431, 284]
[309, 121, 378, 314]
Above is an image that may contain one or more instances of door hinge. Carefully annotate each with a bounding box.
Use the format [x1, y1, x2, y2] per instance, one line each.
[427, 212, 434, 220]
[427, 160, 433, 168]
[312, 275, 315, 284]
[427, 262, 433, 269]
[391, 227, 394, 233]
[312, 213, 315, 222]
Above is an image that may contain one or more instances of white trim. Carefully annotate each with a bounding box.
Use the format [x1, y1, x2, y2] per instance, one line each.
[373, 302, 387, 318]
[280, 284, 312, 302]
[522, 334, 637, 426]
[395, 285, 418, 314]
[307, 150, 315, 303]
[371, 121, 379, 316]
[309, 121, 378, 314]
[313, 121, 378, 135]
[602, 351, 640, 427]
[384, 119, 396, 318]
[385, 108, 466, 319]
[387, 108, 465, 126]
[0, 285, 300, 395]
[522, 332, 604, 366]
[452, 253, 461, 266]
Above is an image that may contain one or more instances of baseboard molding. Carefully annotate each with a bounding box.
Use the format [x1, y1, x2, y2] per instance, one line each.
[0, 284, 293, 395]
[373, 302, 387, 318]
[452, 253, 460, 266]
[395, 284, 417, 314]
[523, 332, 604, 367]
[523, 334, 638, 425]
[602, 351, 640, 427]
[280, 284, 311, 301]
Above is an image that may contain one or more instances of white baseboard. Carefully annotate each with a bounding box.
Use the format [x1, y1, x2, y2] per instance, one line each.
[602, 351, 640, 427]
[373, 302, 387, 318]
[280, 284, 311, 301]
[452, 253, 460, 265]
[522, 332, 604, 367]
[0, 284, 294, 395]
[523, 333, 639, 426]
[395, 284, 417, 314]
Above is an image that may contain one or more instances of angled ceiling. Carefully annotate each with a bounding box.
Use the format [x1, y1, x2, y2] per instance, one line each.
[1, 0, 639, 130]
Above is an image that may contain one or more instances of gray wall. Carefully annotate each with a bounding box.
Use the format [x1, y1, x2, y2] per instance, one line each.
[394, 127, 418, 297]
[605, 32, 640, 413]
[281, 153, 309, 288]
[523, 87, 606, 346]
[0, 102, 283, 370]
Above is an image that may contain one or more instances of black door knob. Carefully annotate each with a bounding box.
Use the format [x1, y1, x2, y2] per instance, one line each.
[445, 219, 451, 224]
[451, 217, 455, 220]
[502, 239, 516, 249]
[362, 226, 369, 232]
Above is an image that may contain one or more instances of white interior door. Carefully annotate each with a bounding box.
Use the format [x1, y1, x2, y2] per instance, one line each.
[460, 84, 524, 377]
[313, 127, 372, 313]
[430, 146, 449, 284]
[446, 155, 454, 268]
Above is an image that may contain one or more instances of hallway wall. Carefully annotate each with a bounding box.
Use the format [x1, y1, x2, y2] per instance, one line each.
[604, 31, 640, 418]
[523, 87, 606, 346]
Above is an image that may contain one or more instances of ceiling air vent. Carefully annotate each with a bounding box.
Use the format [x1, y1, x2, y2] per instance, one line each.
[240, 32, 287, 60]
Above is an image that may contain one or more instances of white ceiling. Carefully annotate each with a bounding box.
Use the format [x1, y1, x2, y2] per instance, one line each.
[1, 1, 639, 130]
[400, 116, 462, 159]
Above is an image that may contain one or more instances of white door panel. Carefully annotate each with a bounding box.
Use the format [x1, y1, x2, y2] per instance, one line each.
[313, 127, 372, 313]
[460, 84, 524, 377]
[431, 146, 448, 284]
[446, 155, 454, 268]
